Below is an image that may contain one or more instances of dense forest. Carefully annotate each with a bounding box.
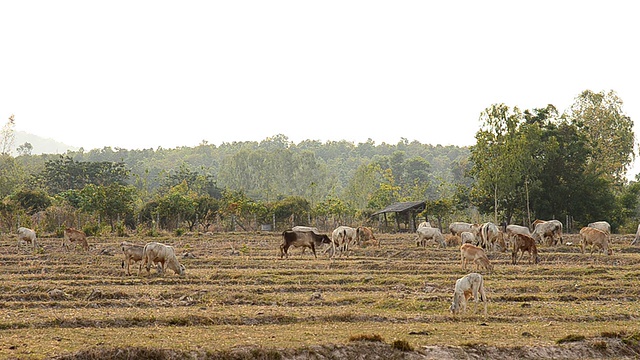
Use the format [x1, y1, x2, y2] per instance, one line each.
[1, 90, 639, 235]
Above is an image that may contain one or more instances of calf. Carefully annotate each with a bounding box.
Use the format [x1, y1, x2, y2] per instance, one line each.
[460, 243, 494, 273]
[580, 227, 612, 255]
[280, 230, 331, 259]
[120, 241, 145, 276]
[511, 233, 539, 265]
[63, 227, 89, 251]
[449, 272, 488, 316]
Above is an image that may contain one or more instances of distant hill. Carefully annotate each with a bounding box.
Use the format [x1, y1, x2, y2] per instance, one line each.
[13, 131, 79, 155]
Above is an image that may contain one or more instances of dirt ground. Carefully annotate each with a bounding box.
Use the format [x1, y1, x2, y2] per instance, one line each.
[2, 230, 640, 359]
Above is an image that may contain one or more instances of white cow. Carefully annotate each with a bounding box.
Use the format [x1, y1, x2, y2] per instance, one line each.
[460, 231, 476, 244]
[415, 226, 446, 248]
[449, 222, 481, 237]
[449, 272, 488, 316]
[331, 225, 357, 258]
[632, 224, 640, 246]
[588, 221, 611, 235]
[532, 220, 563, 245]
[480, 222, 505, 251]
[142, 242, 186, 276]
[17, 227, 38, 250]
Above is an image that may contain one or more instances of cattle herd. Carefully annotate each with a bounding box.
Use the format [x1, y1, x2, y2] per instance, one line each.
[12, 218, 638, 318]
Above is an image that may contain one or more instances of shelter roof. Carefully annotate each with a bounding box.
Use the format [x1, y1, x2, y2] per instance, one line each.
[371, 201, 425, 216]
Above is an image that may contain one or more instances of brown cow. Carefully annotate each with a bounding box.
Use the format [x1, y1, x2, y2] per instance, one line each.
[356, 226, 379, 247]
[280, 230, 331, 259]
[460, 243, 494, 273]
[511, 233, 539, 265]
[63, 227, 89, 251]
[580, 227, 612, 255]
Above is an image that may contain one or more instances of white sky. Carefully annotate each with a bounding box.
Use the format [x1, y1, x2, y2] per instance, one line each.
[2, 1, 639, 176]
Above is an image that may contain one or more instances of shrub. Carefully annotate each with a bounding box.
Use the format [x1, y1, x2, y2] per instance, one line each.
[348, 334, 385, 343]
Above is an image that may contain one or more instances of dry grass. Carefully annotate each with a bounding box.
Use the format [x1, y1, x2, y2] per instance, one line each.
[1, 231, 640, 359]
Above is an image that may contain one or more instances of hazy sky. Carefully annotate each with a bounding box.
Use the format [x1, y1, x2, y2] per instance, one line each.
[2, 2, 639, 174]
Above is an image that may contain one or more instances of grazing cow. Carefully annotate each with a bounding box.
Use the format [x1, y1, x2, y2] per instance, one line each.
[588, 221, 611, 235]
[356, 226, 378, 247]
[449, 272, 488, 316]
[120, 241, 147, 276]
[280, 230, 331, 259]
[331, 226, 358, 257]
[460, 243, 494, 273]
[532, 220, 563, 246]
[479, 222, 506, 251]
[460, 231, 476, 244]
[415, 226, 446, 248]
[505, 224, 531, 238]
[142, 242, 186, 276]
[62, 227, 89, 251]
[580, 227, 612, 255]
[632, 224, 640, 246]
[511, 233, 539, 265]
[449, 222, 481, 237]
[530, 219, 547, 231]
[17, 227, 38, 250]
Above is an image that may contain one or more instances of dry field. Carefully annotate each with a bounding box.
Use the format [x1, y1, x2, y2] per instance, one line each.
[2, 230, 640, 359]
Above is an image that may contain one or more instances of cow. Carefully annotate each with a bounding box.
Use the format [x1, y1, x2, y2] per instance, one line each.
[417, 221, 431, 229]
[532, 220, 563, 246]
[120, 241, 147, 276]
[632, 224, 640, 246]
[511, 233, 539, 265]
[280, 230, 331, 259]
[62, 227, 89, 251]
[460, 231, 476, 244]
[415, 226, 446, 248]
[17, 227, 38, 250]
[449, 272, 488, 316]
[580, 227, 612, 255]
[331, 226, 358, 257]
[449, 222, 481, 237]
[356, 226, 379, 247]
[142, 242, 186, 276]
[479, 222, 505, 251]
[460, 243, 494, 273]
[588, 221, 611, 235]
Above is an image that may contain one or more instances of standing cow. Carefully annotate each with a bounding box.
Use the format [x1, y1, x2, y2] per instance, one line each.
[280, 230, 331, 259]
[331, 226, 358, 258]
[17, 227, 38, 250]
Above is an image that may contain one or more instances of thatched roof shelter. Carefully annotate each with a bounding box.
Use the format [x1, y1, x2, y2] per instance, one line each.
[372, 201, 426, 232]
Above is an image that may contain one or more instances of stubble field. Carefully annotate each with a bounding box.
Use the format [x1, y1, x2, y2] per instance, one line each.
[1, 230, 640, 359]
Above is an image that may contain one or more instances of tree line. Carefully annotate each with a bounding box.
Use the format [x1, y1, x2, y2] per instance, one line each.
[1, 89, 637, 235]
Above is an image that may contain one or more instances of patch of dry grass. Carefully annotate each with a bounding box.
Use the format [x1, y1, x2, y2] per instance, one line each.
[1, 232, 640, 359]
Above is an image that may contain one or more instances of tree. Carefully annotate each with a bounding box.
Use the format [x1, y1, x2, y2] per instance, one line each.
[567, 90, 635, 183]
[470, 104, 524, 223]
[80, 184, 136, 231]
[0, 114, 15, 155]
[16, 142, 32, 156]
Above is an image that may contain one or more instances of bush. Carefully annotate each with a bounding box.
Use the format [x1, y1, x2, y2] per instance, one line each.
[391, 339, 413, 351]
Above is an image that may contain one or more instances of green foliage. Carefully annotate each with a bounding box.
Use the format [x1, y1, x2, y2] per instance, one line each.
[43, 155, 129, 194]
[11, 189, 51, 215]
[82, 223, 101, 237]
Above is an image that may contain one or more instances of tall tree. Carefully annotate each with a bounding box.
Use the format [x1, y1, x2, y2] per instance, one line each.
[567, 90, 635, 183]
[0, 114, 15, 155]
